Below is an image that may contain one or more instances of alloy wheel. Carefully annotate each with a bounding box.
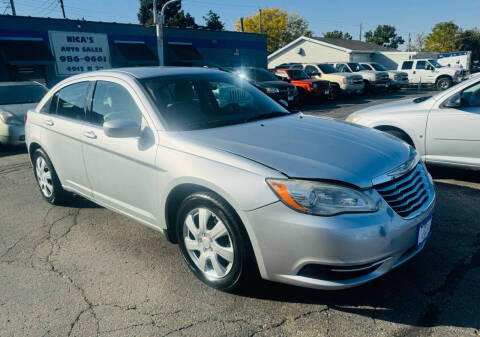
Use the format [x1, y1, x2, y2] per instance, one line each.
[35, 156, 53, 198]
[183, 207, 234, 280]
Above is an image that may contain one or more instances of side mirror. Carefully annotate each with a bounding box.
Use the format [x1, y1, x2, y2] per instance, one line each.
[443, 93, 461, 108]
[103, 118, 141, 138]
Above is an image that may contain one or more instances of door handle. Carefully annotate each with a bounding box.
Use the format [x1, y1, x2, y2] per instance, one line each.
[83, 130, 97, 139]
[413, 71, 416, 74]
[44, 119, 54, 126]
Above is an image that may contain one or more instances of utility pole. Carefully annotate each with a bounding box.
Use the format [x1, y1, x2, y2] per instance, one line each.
[59, 0, 66, 19]
[9, 0, 16, 15]
[154, 0, 181, 66]
[359, 23, 363, 41]
[240, 17, 244, 32]
[407, 32, 411, 52]
[259, 9, 262, 33]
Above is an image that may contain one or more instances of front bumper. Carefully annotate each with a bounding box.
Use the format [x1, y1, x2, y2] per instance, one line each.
[390, 79, 409, 88]
[0, 123, 25, 146]
[453, 76, 468, 83]
[372, 80, 390, 88]
[245, 192, 435, 290]
[342, 83, 365, 93]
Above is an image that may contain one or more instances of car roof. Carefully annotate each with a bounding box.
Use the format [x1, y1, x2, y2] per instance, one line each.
[68, 66, 225, 81]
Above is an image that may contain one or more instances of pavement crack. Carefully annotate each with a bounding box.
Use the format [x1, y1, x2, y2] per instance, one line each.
[0, 235, 25, 261]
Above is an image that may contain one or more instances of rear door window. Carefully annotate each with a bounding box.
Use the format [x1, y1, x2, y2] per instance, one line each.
[416, 61, 426, 70]
[49, 82, 90, 120]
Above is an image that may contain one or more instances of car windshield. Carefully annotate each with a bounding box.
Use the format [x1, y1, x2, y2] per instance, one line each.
[286, 70, 310, 80]
[0, 84, 47, 105]
[370, 63, 387, 71]
[141, 72, 290, 131]
[428, 59, 443, 68]
[347, 63, 366, 72]
[317, 64, 338, 74]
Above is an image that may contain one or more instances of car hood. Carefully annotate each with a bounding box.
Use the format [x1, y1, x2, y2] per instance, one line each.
[174, 114, 411, 188]
[0, 103, 37, 118]
[354, 97, 431, 115]
[256, 81, 295, 89]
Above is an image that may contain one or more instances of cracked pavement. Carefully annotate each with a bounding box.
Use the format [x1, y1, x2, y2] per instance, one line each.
[1, 90, 479, 337]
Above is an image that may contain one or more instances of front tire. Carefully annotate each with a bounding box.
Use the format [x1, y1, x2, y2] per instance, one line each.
[436, 77, 452, 90]
[176, 191, 255, 292]
[33, 148, 69, 205]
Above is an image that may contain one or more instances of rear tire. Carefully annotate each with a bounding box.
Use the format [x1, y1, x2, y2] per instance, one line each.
[176, 191, 257, 292]
[33, 148, 69, 205]
[436, 77, 452, 90]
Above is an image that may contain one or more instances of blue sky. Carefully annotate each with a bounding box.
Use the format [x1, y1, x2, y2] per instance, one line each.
[7, 0, 479, 49]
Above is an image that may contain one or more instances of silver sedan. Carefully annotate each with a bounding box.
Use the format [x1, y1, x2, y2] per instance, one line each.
[26, 67, 435, 291]
[347, 75, 480, 169]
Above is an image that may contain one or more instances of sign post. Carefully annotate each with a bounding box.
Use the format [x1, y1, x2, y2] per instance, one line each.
[153, 0, 181, 66]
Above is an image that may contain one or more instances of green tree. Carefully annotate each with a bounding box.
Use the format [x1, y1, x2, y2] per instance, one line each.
[137, 0, 196, 28]
[323, 30, 353, 40]
[203, 10, 224, 31]
[424, 21, 463, 52]
[461, 28, 480, 65]
[235, 8, 312, 53]
[364, 25, 404, 49]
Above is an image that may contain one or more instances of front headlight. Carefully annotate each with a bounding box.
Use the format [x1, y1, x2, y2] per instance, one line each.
[346, 113, 361, 124]
[265, 87, 280, 94]
[266, 179, 379, 216]
[0, 110, 23, 125]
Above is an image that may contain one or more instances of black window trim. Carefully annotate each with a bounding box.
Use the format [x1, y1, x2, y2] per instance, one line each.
[85, 79, 153, 131]
[43, 81, 92, 122]
[440, 80, 480, 109]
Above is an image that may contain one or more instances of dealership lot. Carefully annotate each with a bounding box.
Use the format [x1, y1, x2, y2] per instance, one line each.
[1, 89, 479, 337]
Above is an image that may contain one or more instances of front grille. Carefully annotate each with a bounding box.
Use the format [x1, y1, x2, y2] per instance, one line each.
[374, 164, 433, 218]
[377, 75, 389, 82]
[353, 78, 363, 84]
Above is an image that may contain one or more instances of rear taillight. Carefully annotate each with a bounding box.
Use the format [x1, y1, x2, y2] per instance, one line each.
[24, 114, 27, 124]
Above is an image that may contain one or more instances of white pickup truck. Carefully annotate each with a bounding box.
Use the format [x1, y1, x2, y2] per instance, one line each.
[398, 58, 468, 90]
[329, 62, 390, 92]
[360, 62, 408, 91]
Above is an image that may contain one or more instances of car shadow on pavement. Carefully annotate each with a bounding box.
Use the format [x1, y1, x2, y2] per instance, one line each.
[238, 177, 480, 331]
[0, 145, 27, 158]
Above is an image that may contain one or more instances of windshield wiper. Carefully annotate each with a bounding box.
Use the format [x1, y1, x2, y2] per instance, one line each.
[243, 111, 289, 123]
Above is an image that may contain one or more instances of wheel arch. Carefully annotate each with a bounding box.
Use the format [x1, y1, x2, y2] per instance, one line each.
[163, 181, 267, 278]
[374, 125, 416, 148]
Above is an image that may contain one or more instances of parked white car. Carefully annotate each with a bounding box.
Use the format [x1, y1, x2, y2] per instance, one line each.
[347, 75, 480, 169]
[0, 81, 47, 146]
[398, 59, 467, 90]
[360, 62, 408, 90]
[330, 62, 390, 91]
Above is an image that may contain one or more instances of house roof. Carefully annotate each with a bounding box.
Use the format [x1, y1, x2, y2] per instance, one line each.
[310, 37, 397, 52]
[268, 36, 398, 60]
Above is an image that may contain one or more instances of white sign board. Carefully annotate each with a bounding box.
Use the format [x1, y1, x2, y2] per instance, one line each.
[49, 31, 111, 75]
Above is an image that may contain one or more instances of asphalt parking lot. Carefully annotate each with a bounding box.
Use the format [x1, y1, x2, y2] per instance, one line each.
[1, 89, 479, 337]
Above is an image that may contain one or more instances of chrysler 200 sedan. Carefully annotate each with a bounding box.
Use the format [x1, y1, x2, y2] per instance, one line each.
[26, 67, 435, 291]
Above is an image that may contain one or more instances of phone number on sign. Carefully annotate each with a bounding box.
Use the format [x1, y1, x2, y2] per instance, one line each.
[59, 55, 108, 63]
